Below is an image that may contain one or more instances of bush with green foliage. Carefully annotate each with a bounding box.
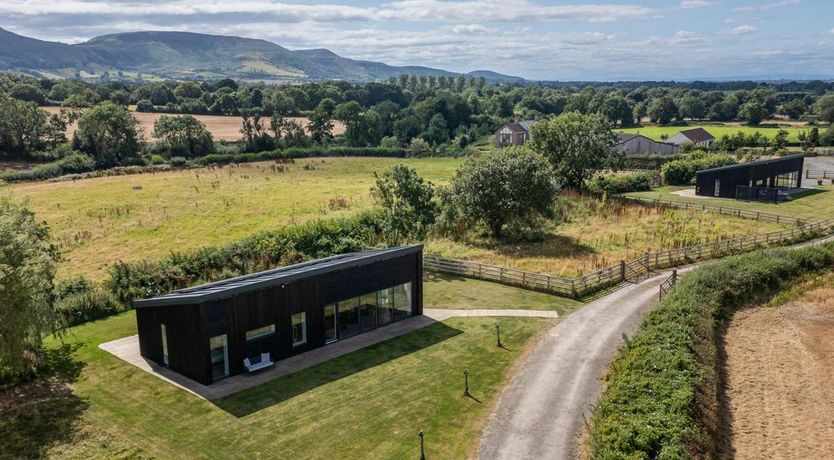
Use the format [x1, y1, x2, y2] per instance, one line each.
[661, 153, 736, 185]
[0, 152, 95, 182]
[442, 148, 560, 238]
[153, 114, 215, 158]
[372, 165, 437, 244]
[54, 277, 122, 327]
[73, 101, 141, 167]
[590, 243, 834, 459]
[587, 171, 653, 194]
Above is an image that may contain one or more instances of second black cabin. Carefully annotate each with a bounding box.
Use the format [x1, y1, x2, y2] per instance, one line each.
[695, 154, 804, 202]
[134, 245, 423, 385]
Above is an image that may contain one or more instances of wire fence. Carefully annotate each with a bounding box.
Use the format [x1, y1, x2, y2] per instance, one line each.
[425, 218, 834, 299]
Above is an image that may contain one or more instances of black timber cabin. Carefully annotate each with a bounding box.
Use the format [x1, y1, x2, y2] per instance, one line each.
[695, 154, 804, 201]
[133, 245, 423, 385]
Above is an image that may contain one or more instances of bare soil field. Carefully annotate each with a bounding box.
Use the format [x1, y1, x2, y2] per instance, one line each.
[722, 273, 834, 459]
[42, 106, 345, 141]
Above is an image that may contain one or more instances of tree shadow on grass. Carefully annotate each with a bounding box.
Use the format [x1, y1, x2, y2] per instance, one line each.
[213, 322, 462, 417]
[0, 343, 88, 458]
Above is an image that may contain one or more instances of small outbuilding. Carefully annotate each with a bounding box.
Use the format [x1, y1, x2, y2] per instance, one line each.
[695, 154, 805, 201]
[134, 245, 423, 385]
[611, 133, 680, 155]
[668, 128, 715, 148]
[494, 120, 538, 147]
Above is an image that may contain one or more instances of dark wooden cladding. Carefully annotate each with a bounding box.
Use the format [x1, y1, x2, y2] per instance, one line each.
[135, 248, 423, 385]
[696, 155, 804, 199]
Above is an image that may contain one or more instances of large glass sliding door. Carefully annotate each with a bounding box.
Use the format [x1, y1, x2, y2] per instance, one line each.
[325, 282, 413, 344]
[377, 288, 394, 326]
[393, 282, 412, 321]
[359, 293, 378, 331]
[210, 334, 229, 381]
[324, 304, 337, 343]
[338, 297, 361, 339]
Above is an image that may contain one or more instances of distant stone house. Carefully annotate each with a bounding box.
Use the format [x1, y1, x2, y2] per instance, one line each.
[611, 133, 680, 156]
[667, 128, 716, 148]
[494, 120, 538, 147]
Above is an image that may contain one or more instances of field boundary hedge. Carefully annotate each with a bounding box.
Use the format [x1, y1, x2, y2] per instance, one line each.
[588, 242, 834, 459]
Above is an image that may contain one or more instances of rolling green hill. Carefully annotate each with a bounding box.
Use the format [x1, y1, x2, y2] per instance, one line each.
[0, 28, 524, 83]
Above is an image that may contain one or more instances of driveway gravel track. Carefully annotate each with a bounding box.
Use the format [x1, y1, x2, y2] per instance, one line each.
[476, 269, 690, 460]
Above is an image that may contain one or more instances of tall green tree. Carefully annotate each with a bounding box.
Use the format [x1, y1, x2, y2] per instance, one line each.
[372, 165, 437, 244]
[153, 115, 214, 158]
[647, 97, 678, 124]
[73, 102, 141, 166]
[528, 112, 617, 189]
[446, 148, 559, 238]
[0, 94, 66, 158]
[738, 101, 768, 125]
[0, 199, 60, 381]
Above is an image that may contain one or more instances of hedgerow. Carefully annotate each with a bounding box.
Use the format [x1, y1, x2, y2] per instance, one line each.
[587, 171, 654, 195]
[589, 242, 834, 459]
[0, 152, 95, 182]
[105, 211, 386, 304]
[195, 146, 407, 166]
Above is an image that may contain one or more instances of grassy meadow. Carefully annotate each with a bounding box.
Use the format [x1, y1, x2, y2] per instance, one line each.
[624, 185, 834, 220]
[427, 193, 790, 277]
[425, 273, 581, 313]
[1, 277, 556, 459]
[2, 157, 462, 280]
[615, 124, 810, 143]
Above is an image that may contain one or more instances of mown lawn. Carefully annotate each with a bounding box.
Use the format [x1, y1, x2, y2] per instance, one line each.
[1, 157, 462, 280]
[615, 124, 811, 142]
[624, 184, 834, 220]
[1, 278, 554, 459]
[424, 273, 581, 314]
[426, 193, 791, 277]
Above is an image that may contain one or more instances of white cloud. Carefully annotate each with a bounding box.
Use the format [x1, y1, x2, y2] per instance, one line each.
[0, 0, 656, 24]
[451, 24, 490, 34]
[724, 25, 757, 35]
[680, 0, 712, 9]
[670, 30, 703, 45]
[732, 0, 800, 13]
[564, 32, 615, 45]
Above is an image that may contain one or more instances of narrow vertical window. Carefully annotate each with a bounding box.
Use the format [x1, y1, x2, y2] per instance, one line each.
[292, 312, 307, 347]
[161, 323, 169, 366]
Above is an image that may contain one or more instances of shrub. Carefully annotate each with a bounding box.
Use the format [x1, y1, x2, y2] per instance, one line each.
[0, 152, 95, 182]
[661, 153, 736, 185]
[587, 171, 653, 194]
[589, 243, 834, 459]
[148, 154, 167, 165]
[621, 154, 684, 170]
[54, 277, 122, 327]
[169, 156, 188, 167]
[195, 146, 407, 166]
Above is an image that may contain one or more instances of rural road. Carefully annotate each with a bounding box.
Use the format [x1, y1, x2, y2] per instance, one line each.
[476, 268, 691, 460]
[476, 234, 834, 460]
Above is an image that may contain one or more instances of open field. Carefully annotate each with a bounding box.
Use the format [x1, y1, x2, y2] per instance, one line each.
[722, 270, 834, 459]
[624, 184, 834, 220]
[0, 277, 555, 459]
[2, 157, 462, 280]
[427, 193, 790, 277]
[615, 124, 811, 143]
[42, 106, 346, 141]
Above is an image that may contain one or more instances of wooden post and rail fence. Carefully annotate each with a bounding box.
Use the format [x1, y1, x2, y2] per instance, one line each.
[423, 199, 834, 300]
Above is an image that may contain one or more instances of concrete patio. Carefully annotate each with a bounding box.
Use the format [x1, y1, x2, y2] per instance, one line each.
[99, 308, 559, 400]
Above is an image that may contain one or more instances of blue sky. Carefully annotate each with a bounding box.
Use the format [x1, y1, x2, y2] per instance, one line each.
[1, 0, 832, 80]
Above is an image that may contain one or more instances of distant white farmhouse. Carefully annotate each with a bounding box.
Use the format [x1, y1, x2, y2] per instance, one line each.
[667, 128, 716, 148]
[611, 133, 680, 156]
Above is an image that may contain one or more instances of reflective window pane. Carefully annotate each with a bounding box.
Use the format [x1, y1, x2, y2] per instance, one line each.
[324, 304, 337, 343]
[360, 293, 378, 331]
[377, 288, 394, 326]
[393, 283, 412, 320]
[292, 312, 307, 346]
[338, 297, 361, 339]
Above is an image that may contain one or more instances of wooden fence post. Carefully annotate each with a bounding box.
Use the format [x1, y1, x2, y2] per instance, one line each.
[620, 260, 626, 281]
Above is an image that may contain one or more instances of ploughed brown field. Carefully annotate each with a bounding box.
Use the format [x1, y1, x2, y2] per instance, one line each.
[42, 106, 346, 141]
[722, 273, 834, 459]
